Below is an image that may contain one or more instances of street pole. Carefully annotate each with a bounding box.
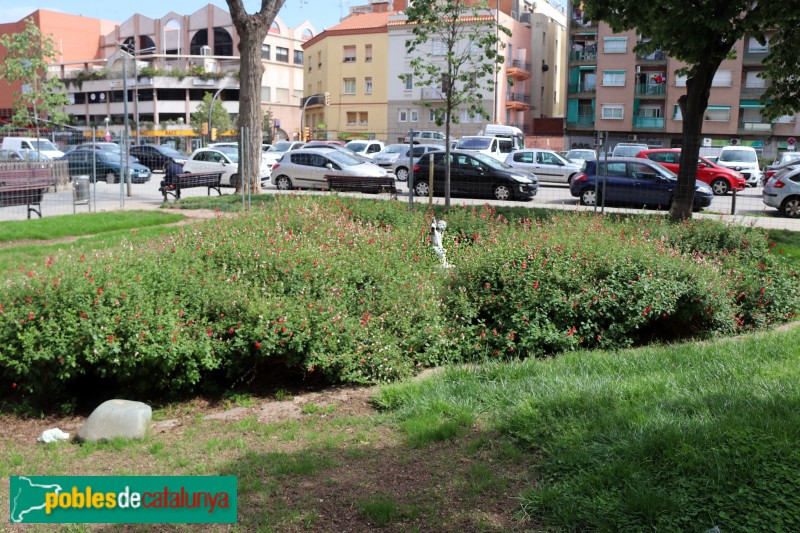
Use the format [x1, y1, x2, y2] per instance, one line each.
[122, 55, 131, 199]
[208, 84, 226, 146]
[300, 94, 321, 141]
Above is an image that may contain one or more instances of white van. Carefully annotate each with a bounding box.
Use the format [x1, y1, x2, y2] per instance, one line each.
[481, 124, 525, 150]
[455, 135, 513, 162]
[403, 131, 446, 144]
[716, 145, 760, 187]
[1, 137, 64, 158]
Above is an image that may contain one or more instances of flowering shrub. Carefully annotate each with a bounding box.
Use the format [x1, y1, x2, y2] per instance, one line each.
[0, 198, 797, 408]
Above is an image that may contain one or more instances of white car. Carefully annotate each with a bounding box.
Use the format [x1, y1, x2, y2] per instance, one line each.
[505, 149, 583, 184]
[344, 140, 385, 159]
[270, 148, 388, 191]
[565, 148, 597, 167]
[262, 140, 306, 177]
[184, 148, 270, 188]
[372, 143, 443, 181]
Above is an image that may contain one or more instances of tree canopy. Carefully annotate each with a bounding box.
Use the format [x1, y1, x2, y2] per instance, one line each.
[190, 90, 233, 139]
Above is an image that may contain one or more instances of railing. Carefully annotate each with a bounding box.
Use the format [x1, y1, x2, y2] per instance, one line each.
[743, 50, 769, 61]
[740, 84, 768, 95]
[567, 114, 594, 127]
[508, 93, 531, 105]
[635, 83, 666, 96]
[569, 50, 598, 62]
[633, 116, 665, 129]
[738, 121, 772, 132]
[568, 83, 596, 94]
[510, 59, 532, 72]
[636, 50, 667, 61]
[419, 87, 441, 100]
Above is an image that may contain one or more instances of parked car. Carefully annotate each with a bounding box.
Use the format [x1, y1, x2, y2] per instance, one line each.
[372, 143, 443, 181]
[129, 144, 187, 172]
[209, 142, 273, 154]
[270, 148, 388, 191]
[59, 149, 151, 184]
[505, 149, 582, 185]
[403, 130, 446, 144]
[455, 136, 512, 162]
[569, 157, 713, 211]
[761, 152, 800, 184]
[304, 141, 372, 163]
[715, 145, 760, 187]
[184, 148, 239, 187]
[344, 140, 385, 159]
[0, 148, 51, 162]
[411, 150, 538, 201]
[761, 160, 799, 186]
[1, 137, 64, 158]
[262, 140, 306, 176]
[65, 142, 140, 164]
[565, 148, 597, 167]
[762, 165, 800, 217]
[635, 148, 746, 195]
[611, 143, 649, 157]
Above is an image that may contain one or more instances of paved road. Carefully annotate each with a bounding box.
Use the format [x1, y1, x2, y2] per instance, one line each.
[2, 172, 797, 231]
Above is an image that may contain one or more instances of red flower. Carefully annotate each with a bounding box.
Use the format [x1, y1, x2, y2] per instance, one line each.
[255, 342, 261, 349]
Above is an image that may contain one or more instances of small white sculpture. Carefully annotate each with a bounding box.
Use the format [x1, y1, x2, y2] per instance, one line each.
[430, 217, 452, 268]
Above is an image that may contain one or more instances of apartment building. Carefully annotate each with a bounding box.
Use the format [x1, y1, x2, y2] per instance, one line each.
[565, 6, 799, 158]
[301, 11, 391, 142]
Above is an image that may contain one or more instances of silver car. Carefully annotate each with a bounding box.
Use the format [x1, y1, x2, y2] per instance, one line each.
[762, 165, 800, 217]
[505, 149, 583, 184]
[270, 148, 388, 191]
[372, 143, 443, 181]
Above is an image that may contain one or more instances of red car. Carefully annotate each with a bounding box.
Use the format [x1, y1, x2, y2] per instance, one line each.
[635, 148, 746, 195]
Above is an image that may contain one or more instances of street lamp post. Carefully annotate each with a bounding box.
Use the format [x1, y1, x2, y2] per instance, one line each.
[122, 55, 131, 198]
[133, 47, 156, 143]
[208, 83, 227, 147]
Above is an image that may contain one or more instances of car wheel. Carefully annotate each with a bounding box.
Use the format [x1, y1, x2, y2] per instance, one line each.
[230, 174, 239, 189]
[579, 189, 597, 206]
[414, 180, 429, 197]
[493, 184, 513, 201]
[275, 175, 293, 191]
[106, 171, 116, 184]
[780, 196, 800, 218]
[710, 178, 730, 196]
[395, 167, 409, 182]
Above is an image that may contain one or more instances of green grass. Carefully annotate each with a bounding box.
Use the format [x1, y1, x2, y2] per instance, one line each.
[768, 228, 800, 263]
[375, 326, 800, 531]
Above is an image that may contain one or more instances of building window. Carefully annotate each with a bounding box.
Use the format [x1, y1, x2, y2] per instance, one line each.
[399, 109, 408, 122]
[432, 39, 446, 56]
[276, 47, 289, 62]
[745, 71, 767, 88]
[404, 74, 413, 91]
[261, 87, 271, 102]
[344, 78, 356, 94]
[602, 37, 627, 54]
[365, 44, 372, 62]
[747, 36, 769, 53]
[344, 45, 356, 62]
[365, 77, 373, 95]
[602, 70, 625, 86]
[601, 104, 624, 119]
[460, 109, 470, 122]
[473, 112, 483, 123]
[673, 104, 683, 121]
[675, 75, 687, 87]
[359, 112, 368, 125]
[294, 50, 303, 65]
[261, 44, 270, 60]
[429, 108, 437, 121]
[712, 70, 732, 87]
[705, 106, 731, 121]
[347, 112, 357, 126]
[410, 109, 419, 122]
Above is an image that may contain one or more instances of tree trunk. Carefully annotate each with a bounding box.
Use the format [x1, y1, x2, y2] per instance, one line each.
[670, 63, 718, 222]
[226, 0, 285, 195]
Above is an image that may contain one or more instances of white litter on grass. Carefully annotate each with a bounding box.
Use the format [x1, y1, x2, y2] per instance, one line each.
[38, 428, 70, 443]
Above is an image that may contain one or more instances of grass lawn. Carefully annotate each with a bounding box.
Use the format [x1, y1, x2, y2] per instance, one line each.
[1, 201, 799, 530]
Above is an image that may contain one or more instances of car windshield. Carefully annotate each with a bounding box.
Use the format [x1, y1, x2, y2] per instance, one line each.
[269, 142, 294, 152]
[779, 153, 800, 165]
[457, 137, 492, 150]
[345, 142, 368, 152]
[31, 139, 59, 151]
[719, 149, 757, 163]
[327, 151, 362, 167]
[471, 152, 511, 169]
[159, 147, 183, 157]
[567, 150, 596, 160]
[222, 152, 239, 163]
[384, 144, 407, 154]
[96, 151, 119, 162]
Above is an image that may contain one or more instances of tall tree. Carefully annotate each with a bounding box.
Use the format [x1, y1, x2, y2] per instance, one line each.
[582, 0, 797, 221]
[402, 0, 510, 206]
[0, 18, 71, 148]
[226, 0, 285, 193]
[190, 91, 233, 139]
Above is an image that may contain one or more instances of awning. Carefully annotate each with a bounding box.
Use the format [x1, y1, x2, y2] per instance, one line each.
[578, 66, 596, 70]
[739, 99, 765, 109]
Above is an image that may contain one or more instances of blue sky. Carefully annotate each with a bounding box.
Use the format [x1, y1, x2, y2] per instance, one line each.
[0, 0, 346, 32]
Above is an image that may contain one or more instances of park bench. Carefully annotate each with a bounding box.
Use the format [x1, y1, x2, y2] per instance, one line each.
[160, 171, 224, 202]
[0, 167, 55, 218]
[326, 175, 398, 199]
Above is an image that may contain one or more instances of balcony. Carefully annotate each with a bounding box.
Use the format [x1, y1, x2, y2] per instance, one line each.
[506, 93, 531, 110]
[419, 87, 441, 100]
[569, 49, 598, 63]
[636, 50, 667, 63]
[635, 83, 666, 96]
[740, 84, 768, 96]
[743, 49, 769, 64]
[567, 114, 595, 128]
[738, 120, 773, 134]
[568, 82, 596, 95]
[633, 116, 665, 129]
[507, 59, 532, 81]
[570, 16, 596, 29]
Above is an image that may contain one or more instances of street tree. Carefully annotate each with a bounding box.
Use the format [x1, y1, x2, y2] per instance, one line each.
[0, 18, 71, 150]
[582, 0, 796, 221]
[225, 0, 285, 193]
[402, 0, 510, 206]
[190, 91, 233, 140]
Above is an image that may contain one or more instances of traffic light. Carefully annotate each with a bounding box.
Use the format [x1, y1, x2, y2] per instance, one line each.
[303, 127, 310, 141]
[211, 128, 218, 141]
[202, 122, 209, 135]
[324, 91, 330, 106]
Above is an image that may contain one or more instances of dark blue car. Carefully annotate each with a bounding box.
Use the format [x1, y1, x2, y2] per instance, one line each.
[569, 157, 713, 210]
